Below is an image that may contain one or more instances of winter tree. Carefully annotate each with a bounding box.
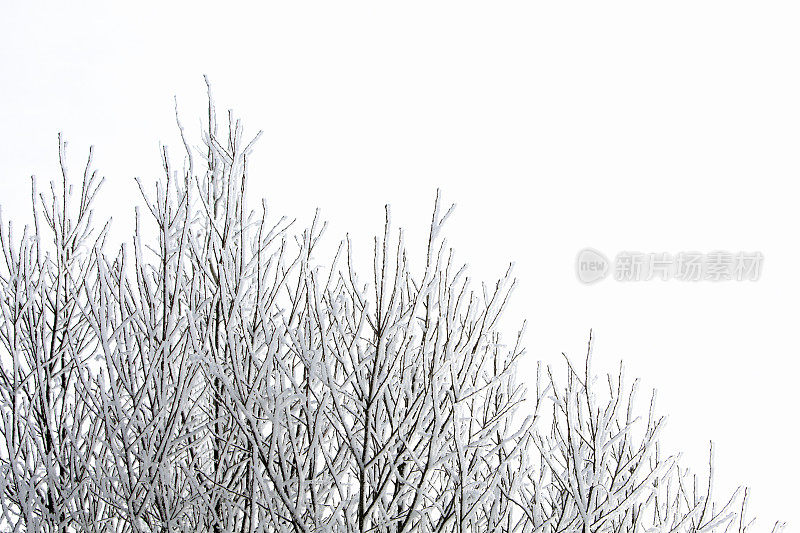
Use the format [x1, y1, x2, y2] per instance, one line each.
[0, 89, 784, 532]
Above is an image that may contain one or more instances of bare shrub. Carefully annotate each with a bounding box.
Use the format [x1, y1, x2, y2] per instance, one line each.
[0, 91, 782, 532]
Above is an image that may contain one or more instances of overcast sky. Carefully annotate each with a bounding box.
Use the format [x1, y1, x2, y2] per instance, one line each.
[2, 1, 798, 527]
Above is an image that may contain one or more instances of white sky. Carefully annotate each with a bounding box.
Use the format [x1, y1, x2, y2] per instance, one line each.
[1, 1, 798, 527]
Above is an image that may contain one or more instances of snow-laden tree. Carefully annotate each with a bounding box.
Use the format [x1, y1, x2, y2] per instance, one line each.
[0, 90, 783, 532]
[512, 338, 785, 533]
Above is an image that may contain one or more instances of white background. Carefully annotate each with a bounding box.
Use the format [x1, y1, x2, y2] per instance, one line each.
[2, 1, 798, 528]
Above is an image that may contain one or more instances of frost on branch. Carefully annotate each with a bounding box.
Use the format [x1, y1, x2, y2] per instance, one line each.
[0, 92, 783, 532]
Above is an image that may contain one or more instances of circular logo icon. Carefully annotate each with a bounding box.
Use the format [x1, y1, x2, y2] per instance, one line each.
[576, 248, 609, 284]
